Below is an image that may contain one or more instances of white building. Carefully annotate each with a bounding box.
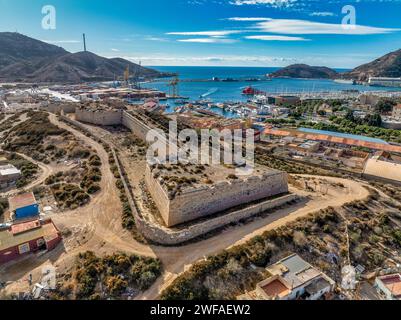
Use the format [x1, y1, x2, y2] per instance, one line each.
[0, 164, 21, 189]
[369, 77, 401, 88]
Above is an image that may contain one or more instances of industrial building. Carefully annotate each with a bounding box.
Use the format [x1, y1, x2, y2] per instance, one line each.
[237, 254, 335, 300]
[8, 192, 40, 221]
[0, 164, 21, 189]
[0, 219, 61, 264]
[369, 77, 401, 88]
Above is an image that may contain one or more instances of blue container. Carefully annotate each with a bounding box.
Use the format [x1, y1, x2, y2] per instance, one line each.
[15, 204, 39, 220]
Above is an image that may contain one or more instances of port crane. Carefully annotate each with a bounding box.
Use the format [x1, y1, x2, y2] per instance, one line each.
[168, 76, 180, 98]
[123, 65, 130, 87]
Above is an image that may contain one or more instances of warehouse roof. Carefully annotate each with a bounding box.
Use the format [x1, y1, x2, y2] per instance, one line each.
[8, 192, 37, 212]
[0, 164, 21, 176]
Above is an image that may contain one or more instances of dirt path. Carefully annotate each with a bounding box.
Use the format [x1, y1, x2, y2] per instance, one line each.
[0, 151, 55, 198]
[0, 114, 372, 300]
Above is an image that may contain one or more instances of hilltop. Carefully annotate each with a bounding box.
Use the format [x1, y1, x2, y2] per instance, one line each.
[0, 32, 167, 83]
[344, 49, 401, 81]
[269, 64, 338, 79]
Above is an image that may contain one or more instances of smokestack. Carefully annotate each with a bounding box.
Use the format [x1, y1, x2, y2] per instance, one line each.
[83, 33, 87, 52]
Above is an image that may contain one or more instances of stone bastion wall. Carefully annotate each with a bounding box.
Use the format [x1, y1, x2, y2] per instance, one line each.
[75, 108, 123, 126]
[145, 164, 289, 227]
[59, 113, 297, 245]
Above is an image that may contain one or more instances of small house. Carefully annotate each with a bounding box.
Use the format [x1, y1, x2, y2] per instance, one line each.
[0, 218, 61, 264]
[9, 192, 39, 220]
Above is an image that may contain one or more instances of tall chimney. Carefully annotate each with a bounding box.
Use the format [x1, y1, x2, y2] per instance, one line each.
[83, 33, 87, 52]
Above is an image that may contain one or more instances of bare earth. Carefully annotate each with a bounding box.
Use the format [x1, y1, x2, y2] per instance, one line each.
[0, 113, 371, 299]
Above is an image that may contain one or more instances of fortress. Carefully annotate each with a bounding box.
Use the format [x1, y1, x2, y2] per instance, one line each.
[75, 103, 123, 126]
[145, 163, 289, 227]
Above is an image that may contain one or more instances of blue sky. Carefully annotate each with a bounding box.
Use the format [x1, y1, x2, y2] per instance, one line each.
[0, 0, 401, 68]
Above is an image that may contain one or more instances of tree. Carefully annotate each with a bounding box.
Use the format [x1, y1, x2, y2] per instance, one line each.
[345, 110, 355, 122]
[375, 99, 396, 114]
[365, 113, 382, 127]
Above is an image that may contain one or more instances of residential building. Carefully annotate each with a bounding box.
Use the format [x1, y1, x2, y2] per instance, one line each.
[0, 219, 61, 264]
[374, 274, 401, 300]
[0, 164, 21, 189]
[237, 254, 335, 300]
[9, 192, 40, 220]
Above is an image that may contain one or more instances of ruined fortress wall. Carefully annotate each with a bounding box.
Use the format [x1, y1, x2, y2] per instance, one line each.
[122, 111, 152, 141]
[136, 193, 298, 245]
[43, 104, 77, 115]
[59, 114, 297, 245]
[144, 165, 171, 224]
[75, 109, 123, 126]
[145, 165, 289, 227]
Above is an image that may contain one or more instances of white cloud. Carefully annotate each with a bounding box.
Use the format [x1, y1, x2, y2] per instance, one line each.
[245, 35, 310, 41]
[178, 38, 237, 43]
[255, 18, 399, 35]
[111, 48, 120, 52]
[167, 30, 241, 37]
[229, 0, 297, 7]
[145, 36, 170, 42]
[309, 12, 336, 17]
[226, 17, 272, 21]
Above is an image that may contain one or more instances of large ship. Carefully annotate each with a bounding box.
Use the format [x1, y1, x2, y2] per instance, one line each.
[242, 86, 266, 96]
[333, 79, 356, 85]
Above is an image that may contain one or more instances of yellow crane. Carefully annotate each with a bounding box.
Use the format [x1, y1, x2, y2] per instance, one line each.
[124, 65, 130, 87]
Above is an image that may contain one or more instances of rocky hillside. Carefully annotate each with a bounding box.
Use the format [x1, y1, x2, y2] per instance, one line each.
[270, 64, 338, 79]
[0, 32, 166, 83]
[344, 49, 401, 81]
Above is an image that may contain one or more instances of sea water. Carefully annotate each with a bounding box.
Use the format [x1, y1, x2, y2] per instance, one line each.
[139, 66, 401, 117]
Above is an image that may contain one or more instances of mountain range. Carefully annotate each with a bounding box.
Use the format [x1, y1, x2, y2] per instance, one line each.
[0, 32, 168, 84]
[270, 49, 401, 81]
